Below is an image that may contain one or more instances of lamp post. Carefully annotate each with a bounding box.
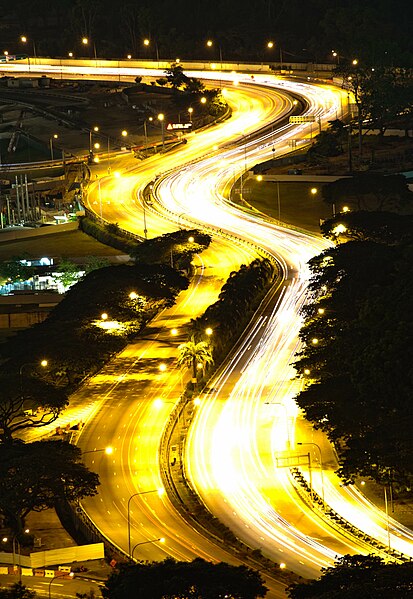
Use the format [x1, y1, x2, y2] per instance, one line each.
[206, 39, 222, 65]
[157, 113, 165, 152]
[239, 134, 248, 201]
[143, 116, 153, 151]
[143, 39, 159, 63]
[2, 530, 30, 583]
[49, 572, 74, 598]
[89, 125, 99, 154]
[127, 489, 164, 557]
[20, 360, 48, 397]
[131, 537, 165, 561]
[49, 134, 58, 161]
[95, 175, 103, 220]
[297, 442, 325, 509]
[188, 107, 193, 124]
[82, 446, 113, 456]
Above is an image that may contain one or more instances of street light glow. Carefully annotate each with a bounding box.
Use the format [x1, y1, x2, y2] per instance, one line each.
[310, 187, 318, 195]
[143, 39, 150, 46]
[267, 41, 274, 49]
[200, 97, 207, 104]
[157, 113, 164, 121]
[158, 362, 167, 372]
[40, 359, 48, 367]
[205, 327, 213, 336]
[82, 37, 88, 45]
[121, 129, 128, 136]
[21, 36, 27, 43]
[101, 313, 108, 320]
[206, 40, 213, 47]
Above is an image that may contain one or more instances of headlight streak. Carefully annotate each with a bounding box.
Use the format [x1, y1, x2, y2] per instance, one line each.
[23, 59, 412, 570]
[151, 78, 413, 573]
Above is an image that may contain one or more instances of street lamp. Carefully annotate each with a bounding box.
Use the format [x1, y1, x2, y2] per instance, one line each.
[20, 360, 48, 397]
[188, 107, 193, 124]
[143, 38, 159, 63]
[49, 134, 58, 161]
[89, 125, 99, 154]
[82, 446, 113, 456]
[49, 572, 74, 598]
[157, 113, 165, 151]
[82, 37, 97, 61]
[297, 442, 325, 509]
[131, 537, 165, 561]
[127, 489, 164, 556]
[206, 39, 222, 64]
[2, 531, 29, 582]
[143, 116, 153, 151]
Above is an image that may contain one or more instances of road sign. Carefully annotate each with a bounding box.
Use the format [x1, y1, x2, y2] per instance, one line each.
[166, 122, 192, 130]
[289, 115, 316, 123]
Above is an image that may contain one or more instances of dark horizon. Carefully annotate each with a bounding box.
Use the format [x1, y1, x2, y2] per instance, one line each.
[1, 0, 412, 66]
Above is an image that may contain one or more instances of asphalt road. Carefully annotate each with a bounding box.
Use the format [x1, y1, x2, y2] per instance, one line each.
[11, 60, 413, 596]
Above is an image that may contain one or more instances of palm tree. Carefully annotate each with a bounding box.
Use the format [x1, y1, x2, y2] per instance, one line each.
[177, 337, 214, 382]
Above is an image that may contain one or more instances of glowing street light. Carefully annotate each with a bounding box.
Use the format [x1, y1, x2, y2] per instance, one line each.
[205, 327, 213, 336]
[82, 446, 113, 456]
[143, 38, 159, 62]
[310, 187, 318, 195]
[101, 312, 108, 320]
[188, 106, 193, 123]
[158, 362, 167, 372]
[200, 96, 207, 104]
[311, 338, 319, 345]
[157, 113, 165, 151]
[49, 134, 58, 161]
[121, 129, 128, 137]
[267, 41, 274, 49]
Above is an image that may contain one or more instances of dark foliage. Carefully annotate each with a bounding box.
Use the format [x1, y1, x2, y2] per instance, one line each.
[102, 557, 268, 599]
[295, 213, 413, 489]
[0, 440, 99, 535]
[2, 1, 413, 66]
[189, 258, 276, 366]
[321, 175, 413, 213]
[0, 263, 188, 390]
[287, 554, 413, 598]
[0, 374, 68, 443]
[320, 211, 413, 244]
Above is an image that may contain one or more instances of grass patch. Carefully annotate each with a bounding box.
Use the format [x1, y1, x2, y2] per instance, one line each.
[244, 180, 333, 234]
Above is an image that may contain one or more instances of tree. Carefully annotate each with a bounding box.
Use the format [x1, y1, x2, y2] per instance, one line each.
[0, 440, 99, 534]
[287, 554, 413, 598]
[320, 211, 413, 244]
[294, 232, 413, 488]
[164, 63, 189, 89]
[177, 337, 213, 381]
[0, 374, 68, 444]
[54, 259, 82, 291]
[0, 259, 32, 287]
[102, 558, 268, 599]
[0, 582, 37, 598]
[322, 174, 413, 212]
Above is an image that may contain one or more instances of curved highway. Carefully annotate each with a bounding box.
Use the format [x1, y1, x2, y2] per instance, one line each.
[7, 58, 412, 592]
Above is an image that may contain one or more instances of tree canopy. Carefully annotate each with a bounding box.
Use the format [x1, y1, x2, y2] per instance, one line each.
[0, 440, 99, 534]
[287, 554, 413, 598]
[102, 558, 268, 599]
[0, 374, 68, 444]
[295, 212, 413, 489]
[321, 175, 413, 213]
